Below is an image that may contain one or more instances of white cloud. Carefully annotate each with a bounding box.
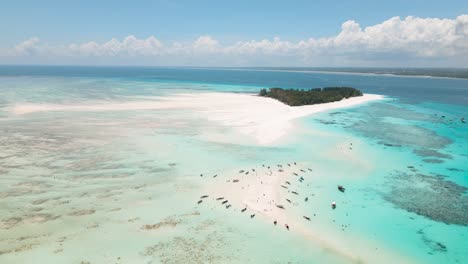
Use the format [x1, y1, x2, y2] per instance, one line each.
[2, 15, 468, 66]
[13, 37, 40, 55]
[192, 36, 219, 53]
[63, 35, 164, 56]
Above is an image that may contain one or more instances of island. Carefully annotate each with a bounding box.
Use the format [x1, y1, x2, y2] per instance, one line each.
[259, 87, 363, 106]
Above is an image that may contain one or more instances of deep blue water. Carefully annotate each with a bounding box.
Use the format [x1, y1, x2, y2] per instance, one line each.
[1, 65, 467, 105]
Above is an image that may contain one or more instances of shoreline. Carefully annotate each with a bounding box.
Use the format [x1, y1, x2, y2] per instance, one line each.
[9, 92, 384, 145]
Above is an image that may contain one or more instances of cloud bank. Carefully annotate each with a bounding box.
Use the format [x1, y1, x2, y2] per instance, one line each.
[2, 15, 468, 67]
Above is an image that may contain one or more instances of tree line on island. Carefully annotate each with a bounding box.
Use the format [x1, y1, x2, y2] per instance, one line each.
[259, 87, 363, 106]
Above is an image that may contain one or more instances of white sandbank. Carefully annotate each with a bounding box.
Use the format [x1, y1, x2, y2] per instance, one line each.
[9, 93, 384, 145]
[206, 164, 415, 264]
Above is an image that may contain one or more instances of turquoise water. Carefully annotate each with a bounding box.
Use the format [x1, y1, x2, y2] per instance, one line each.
[0, 67, 467, 263]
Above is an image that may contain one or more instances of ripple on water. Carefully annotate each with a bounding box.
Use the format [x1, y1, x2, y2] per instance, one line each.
[1, 213, 61, 230]
[141, 217, 182, 230]
[422, 158, 445, 164]
[68, 209, 96, 216]
[141, 231, 230, 263]
[1, 217, 23, 229]
[416, 229, 448, 254]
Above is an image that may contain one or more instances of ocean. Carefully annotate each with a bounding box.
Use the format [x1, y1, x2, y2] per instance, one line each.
[0, 66, 467, 264]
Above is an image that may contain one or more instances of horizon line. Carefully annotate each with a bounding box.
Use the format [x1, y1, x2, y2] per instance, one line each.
[1, 64, 468, 70]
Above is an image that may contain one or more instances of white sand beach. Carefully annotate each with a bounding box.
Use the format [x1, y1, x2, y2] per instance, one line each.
[10, 92, 384, 145]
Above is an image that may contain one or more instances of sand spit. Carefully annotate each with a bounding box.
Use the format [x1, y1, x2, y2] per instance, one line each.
[9, 92, 383, 145]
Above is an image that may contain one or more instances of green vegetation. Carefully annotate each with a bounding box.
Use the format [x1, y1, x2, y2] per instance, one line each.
[258, 87, 363, 106]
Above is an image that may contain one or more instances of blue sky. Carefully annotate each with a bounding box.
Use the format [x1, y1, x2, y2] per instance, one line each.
[1, 0, 468, 66]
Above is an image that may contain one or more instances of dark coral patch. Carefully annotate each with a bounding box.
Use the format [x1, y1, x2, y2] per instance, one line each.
[383, 172, 468, 226]
[413, 149, 452, 159]
[422, 159, 445, 164]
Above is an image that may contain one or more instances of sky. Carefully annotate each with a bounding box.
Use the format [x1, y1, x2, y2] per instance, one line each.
[1, 0, 468, 67]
